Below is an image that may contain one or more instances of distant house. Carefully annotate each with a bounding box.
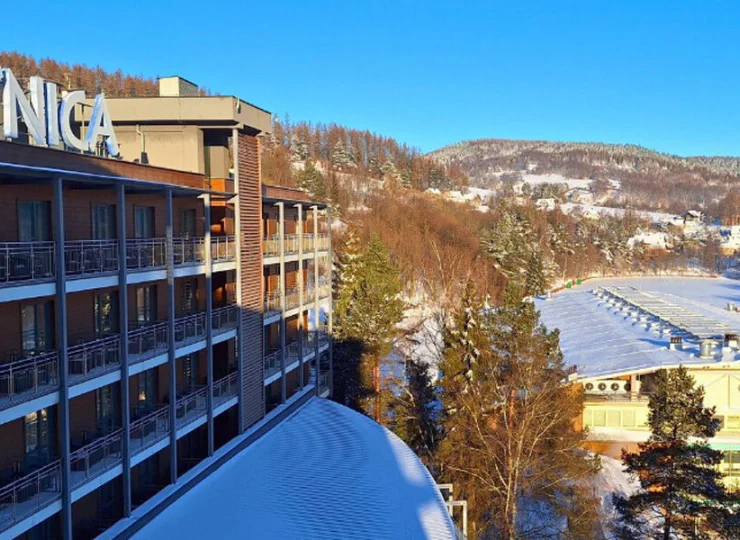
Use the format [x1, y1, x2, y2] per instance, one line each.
[535, 197, 556, 211]
[684, 209, 705, 224]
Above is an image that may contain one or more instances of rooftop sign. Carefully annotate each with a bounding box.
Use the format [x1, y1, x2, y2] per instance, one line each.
[0, 68, 119, 157]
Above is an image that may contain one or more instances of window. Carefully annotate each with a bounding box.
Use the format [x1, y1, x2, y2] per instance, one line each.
[21, 301, 54, 355]
[622, 410, 636, 427]
[94, 291, 119, 337]
[181, 279, 197, 315]
[24, 408, 54, 456]
[96, 385, 119, 434]
[606, 410, 621, 427]
[727, 416, 740, 430]
[18, 201, 51, 242]
[181, 209, 197, 238]
[183, 354, 197, 392]
[136, 370, 157, 412]
[136, 285, 157, 325]
[593, 410, 606, 427]
[92, 204, 116, 240]
[134, 206, 154, 239]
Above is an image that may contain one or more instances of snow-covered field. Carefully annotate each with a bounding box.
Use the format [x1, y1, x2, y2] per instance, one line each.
[520, 173, 592, 189]
[560, 203, 682, 224]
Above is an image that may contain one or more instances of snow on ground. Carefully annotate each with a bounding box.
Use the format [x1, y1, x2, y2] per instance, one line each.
[133, 398, 455, 540]
[561, 203, 682, 224]
[536, 277, 740, 378]
[591, 456, 638, 539]
[521, 173, 592, 189]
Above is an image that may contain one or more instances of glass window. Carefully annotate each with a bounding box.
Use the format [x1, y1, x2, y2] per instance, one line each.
[92, 204, 116, 240]
[96, 385, 119, 434]
[181, 209, 197, 238]
[727, 416, 740, 430]
[24, 408, 53, 455]
[137, 369, 157, 411]
[181, 279, 196, 315]
[593, 410, 606, 427]
[94, 291, 119, 337]
[183, 354, 197, 392]
[622, 410, 636, 427]
[134, 206, 154, 239]
[607, 410, 621, 427]
[18, 201, 51, 242]
[136, 285, 157, 325]
[21, 301, 54, 355]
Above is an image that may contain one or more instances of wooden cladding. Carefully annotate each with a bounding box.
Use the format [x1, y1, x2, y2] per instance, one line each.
[237, 133, 265, 431]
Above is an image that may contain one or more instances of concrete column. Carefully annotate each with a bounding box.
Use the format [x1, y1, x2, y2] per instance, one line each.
[326, 207, 334, 397]
[53, 176, 72, 540]
[277, 202, 286, 403]
[204, 194, 214, 456]
[165, 188, 177, 483]
[312, 206, 320, 393]
[117, 184, 132, 516]
[296, 204, 304, 389]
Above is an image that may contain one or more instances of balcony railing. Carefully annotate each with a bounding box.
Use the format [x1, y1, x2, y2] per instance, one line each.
[264, 349, 281, 379]
[263, 235, 280, 257]
[0, 241, 55, 285]
[0, 352, 59, 410]
[0, 460, 62, 533]
[69, 429, 123, 489]
[174, 312, 206, 347]
[264, 290, 281, 315]
[284, 287, 301, 310]
[175, 387, 207, 429]
[212, 305, 238, 333]
[130, 406, 169, 455]
[303, 233, 315, 252]
[68, 335, 120, 384]
[212, 236, 236, 263]
[284, 234, 300, 255]
[126, 238, 167, 271]
[65, 240, 118, 276]
[315, 233, 329, 252]
[127, 322, 168, 362]
[318, 372, 330, 394]
[172, 237, 205, 266]
[285, 340, 301, 363]
[214, 372, 238, 403]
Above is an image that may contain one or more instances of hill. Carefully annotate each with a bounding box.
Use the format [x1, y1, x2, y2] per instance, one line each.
[429, 139, 740, 216]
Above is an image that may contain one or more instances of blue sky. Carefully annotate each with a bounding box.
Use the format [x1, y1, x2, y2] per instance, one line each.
[4, 1, 739, 156]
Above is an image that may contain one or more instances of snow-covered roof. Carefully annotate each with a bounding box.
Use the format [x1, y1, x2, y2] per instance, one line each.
[133, 397, 456, 540]
[536, 277, 740, 379]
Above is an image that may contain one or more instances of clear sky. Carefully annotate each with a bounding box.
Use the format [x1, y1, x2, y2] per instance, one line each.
[4, 1, 739, 156]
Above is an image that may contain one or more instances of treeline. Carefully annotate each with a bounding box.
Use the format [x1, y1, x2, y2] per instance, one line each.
[262, 117, 468, 197]
[432, 138, 740, 215]
[0, 50, 209, 97]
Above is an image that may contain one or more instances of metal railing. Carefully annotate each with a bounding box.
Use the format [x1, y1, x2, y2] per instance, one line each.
[318, 372, 330, 394]
[264, 290, 281, 314]
[318, 283, 331, 299]
[263, 235, 280, 257]
[212, 236, 236, 262]
[0, 241, 55, 285]
[315, 233, 329, 252]
[126, 238, 167, 270]
[130, 406, 169, 455]
[0, 460, 62, 532]
[317, 329, 331, 348]
[285, 340, 301, 363]
[284, 234, 300, 255]
[65, 240, 118, 276]
[302, 331, 317, 353]
[213, 372, 238, 402]
[172, 237, 205, 266]
[0, 352, 59, 409]
[284, 287, 301, 310]
[264, 349, 281, 378]
[212, 305, 238, 333]
[303, 233, 315, 252]
[175, 387, 207, 429]
[69, 429, 123, 489]
[174, 312, 206, 346]
[127, 322, 168, 361]
[68, 335, 120, 383]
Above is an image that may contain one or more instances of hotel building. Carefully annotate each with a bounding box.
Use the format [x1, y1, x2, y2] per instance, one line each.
[0, 75, 333, 539]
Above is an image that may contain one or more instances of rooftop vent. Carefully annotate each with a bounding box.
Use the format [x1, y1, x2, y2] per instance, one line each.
[699, 339, 714, 359]
[669, 336, 682, 350]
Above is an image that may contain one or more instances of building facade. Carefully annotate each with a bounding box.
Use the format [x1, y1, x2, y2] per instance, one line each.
[0, 75, 332, 539]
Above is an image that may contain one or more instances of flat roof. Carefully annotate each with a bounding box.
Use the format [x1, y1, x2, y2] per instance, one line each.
[536, 277, 740, 379]
[132, 398, 456, 540]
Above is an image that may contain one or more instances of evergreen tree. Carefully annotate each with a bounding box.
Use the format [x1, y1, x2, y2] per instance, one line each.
[296, 161, 328, 201]
[387, 356, 441, 472]
[438, 282, 599, 539]
[614, 367, 732, 540]
[332, 234, 405, 421]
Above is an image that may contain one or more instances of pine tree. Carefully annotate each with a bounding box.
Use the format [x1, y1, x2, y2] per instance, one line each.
[332, 234, 405, 421]
[438, 282, 599, 539]
[614, 367, 732, 540]
[295, 161, 328, 201]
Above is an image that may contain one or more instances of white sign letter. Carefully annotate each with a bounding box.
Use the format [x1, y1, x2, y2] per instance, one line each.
[1, 68, 46, 145]
[59, 90, 86, 152]
[86, 94, 119, 156]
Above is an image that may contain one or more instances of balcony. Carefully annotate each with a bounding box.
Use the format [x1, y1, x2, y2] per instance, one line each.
[175, 387, 207, 429]
[0, 460, 62, 534]
[212, 305, 238, 334]
[130, 406, 170, 455]
[173, 313, 207, 347]
[264, 290, 281, 316]
[0, 351, 59, 410]
[69, 429, 123, 489]
[285, 340, 301, 364]
[68, 335, 121, 385]
[213, 372, 238, 405]
[65, 240, 119, 276]
[284, 287, 301, 310]
[264, 349, 281, 379]
[127, 321, 169, 362]
[0, 241, 54, 285]
[262, 233, 330, 259]
[211, 236, 236, 263]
